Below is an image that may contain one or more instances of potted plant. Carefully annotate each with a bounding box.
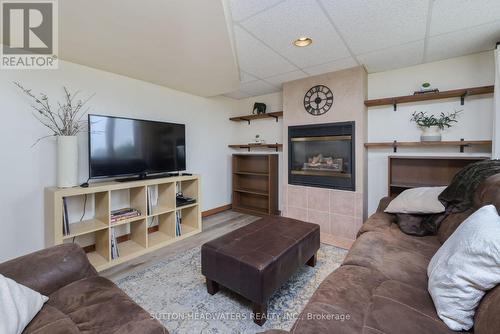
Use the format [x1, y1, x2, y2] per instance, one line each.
[15, 82, 94, 188]
[253, 134, 264, 144]
[410, 110, 461, 142]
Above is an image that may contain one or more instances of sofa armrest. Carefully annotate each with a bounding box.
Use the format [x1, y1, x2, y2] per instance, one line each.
[474, 285, 500, 334]
[376, 196, 392, 213]
[0, 243, 97, 296]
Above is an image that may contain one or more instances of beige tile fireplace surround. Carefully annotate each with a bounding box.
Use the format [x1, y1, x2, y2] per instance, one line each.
[282, 66, 367, 247]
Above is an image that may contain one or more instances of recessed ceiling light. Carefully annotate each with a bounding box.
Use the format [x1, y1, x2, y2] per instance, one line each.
[293, 37, 312, 47]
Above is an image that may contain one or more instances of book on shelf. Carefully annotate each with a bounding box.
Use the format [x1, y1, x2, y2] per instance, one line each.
[110, 207, 141, 223]
[175, 210, 182, 237]
[62, 197, 70, 236]
[111, 228, 119, 259]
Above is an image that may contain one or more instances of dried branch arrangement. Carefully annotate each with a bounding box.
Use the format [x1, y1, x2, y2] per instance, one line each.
[14, 82, 94, 145]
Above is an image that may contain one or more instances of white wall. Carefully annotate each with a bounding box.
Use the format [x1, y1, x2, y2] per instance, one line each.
[0, 60, 239, 262]
[367, 51, 495, 214]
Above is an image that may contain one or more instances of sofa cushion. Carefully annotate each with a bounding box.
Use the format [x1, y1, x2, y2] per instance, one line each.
[0, 244, 97, 296]
[24, 304, 80, 334]
[41, 276, 166, 334]
[0, 274, 48, 334]
[344, 230, 440, 288]
[364, 280, 465, 334]
[357, 212, 396, 236]
[428, 205, 500, 331]
[385, 186, 446, 214]
[473, 174, 500, 212]
[474, 285, 500, 334]
[436, 209, 473, 244]
[291, 265, 385, 334]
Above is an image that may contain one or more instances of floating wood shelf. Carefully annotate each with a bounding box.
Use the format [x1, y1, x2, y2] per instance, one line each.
[229, 143, 283, 152]
[364, 139, 492, 153]
[364, 85, 494, 110]
[229, 111, 283, 124]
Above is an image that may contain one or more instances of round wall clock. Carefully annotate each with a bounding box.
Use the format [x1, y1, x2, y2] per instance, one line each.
[303, 85, 333, 116]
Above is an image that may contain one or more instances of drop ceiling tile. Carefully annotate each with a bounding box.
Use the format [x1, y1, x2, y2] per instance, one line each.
[224, 90, 252, 99]
[426, 21, 500, 62]
[319, 0, 428, 55]
[303, 57, 358, 76]
[241, 0, 351, 68]
[430, 0, 500, 36]
[233, 25, 297, 78]
[229, 0, 285, 22]
[357, 41, 424, 73]
[240, 80, 281, 96]
[240, 70, 258, 83]
[264, 70, 309, 86]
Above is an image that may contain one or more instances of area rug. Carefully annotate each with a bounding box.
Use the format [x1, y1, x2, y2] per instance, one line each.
[115, 244, 347, 333]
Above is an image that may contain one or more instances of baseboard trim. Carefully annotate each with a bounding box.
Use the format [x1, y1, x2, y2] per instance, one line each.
[202, 204, 232, 217]
[320, 232, 354, 250]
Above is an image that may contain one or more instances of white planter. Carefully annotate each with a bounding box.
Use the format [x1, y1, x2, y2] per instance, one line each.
[420, 126, 442, 142]
[57, 136, 78, 188]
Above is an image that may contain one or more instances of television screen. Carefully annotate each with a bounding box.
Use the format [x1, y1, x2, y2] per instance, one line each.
[89, 114, 186, 178]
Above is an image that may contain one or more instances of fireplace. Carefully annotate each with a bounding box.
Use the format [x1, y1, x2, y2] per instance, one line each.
[288, 122, 355, 191]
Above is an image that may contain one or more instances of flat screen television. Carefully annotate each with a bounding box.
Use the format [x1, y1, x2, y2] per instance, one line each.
[88, 114, 186, 179]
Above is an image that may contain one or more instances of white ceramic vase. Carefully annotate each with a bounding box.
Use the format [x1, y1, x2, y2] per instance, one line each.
[57, 136, 78, 188]
[420, 126, 442, 142]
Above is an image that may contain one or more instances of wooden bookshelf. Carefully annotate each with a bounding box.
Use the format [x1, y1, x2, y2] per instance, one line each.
[364, 139, 492, 153]
[45, 175, 202, 272]
[232, 154, 279, 216]
[229, 111, 283, 124]
[364, 85, 494, 110]
[388, 156, 488, 196]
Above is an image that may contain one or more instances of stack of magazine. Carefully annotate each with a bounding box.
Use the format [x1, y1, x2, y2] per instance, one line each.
[62, 197, 70, 236]
[176, 211, 182, 237]
[110, 208, 141, 224]
[111, 228, 119, 259]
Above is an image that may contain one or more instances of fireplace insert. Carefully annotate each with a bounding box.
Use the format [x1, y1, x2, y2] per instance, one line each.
[288, 122, 355, 190]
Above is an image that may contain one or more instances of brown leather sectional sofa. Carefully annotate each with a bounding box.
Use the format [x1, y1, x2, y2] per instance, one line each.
[2, 176, 499, 333]
[0, 243, 167, 334]
[267, 174, 500, 334]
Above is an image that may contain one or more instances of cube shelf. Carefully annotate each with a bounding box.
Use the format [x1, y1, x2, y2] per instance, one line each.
[45, 175, 202, 271]
[148, 211, 176, 248]
[63, 228, 110, 268]
[148, 182, 176, 216]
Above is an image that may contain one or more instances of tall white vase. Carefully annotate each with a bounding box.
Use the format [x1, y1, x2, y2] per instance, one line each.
[57, 136, 78, 188]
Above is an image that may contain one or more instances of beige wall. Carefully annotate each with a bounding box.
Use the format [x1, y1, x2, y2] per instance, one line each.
[282, 66, 367, 244]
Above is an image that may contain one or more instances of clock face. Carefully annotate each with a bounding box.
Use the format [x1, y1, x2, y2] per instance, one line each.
[303, 85, 333, 116]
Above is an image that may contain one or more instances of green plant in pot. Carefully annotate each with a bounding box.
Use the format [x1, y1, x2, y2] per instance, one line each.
[410, 110, 461, 142]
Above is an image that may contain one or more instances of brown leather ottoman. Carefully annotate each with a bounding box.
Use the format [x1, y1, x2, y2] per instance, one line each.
[201, 216, 320, 325]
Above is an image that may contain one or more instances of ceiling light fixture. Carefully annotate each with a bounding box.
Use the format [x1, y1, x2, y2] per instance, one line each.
[293, 37, 312, 47]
